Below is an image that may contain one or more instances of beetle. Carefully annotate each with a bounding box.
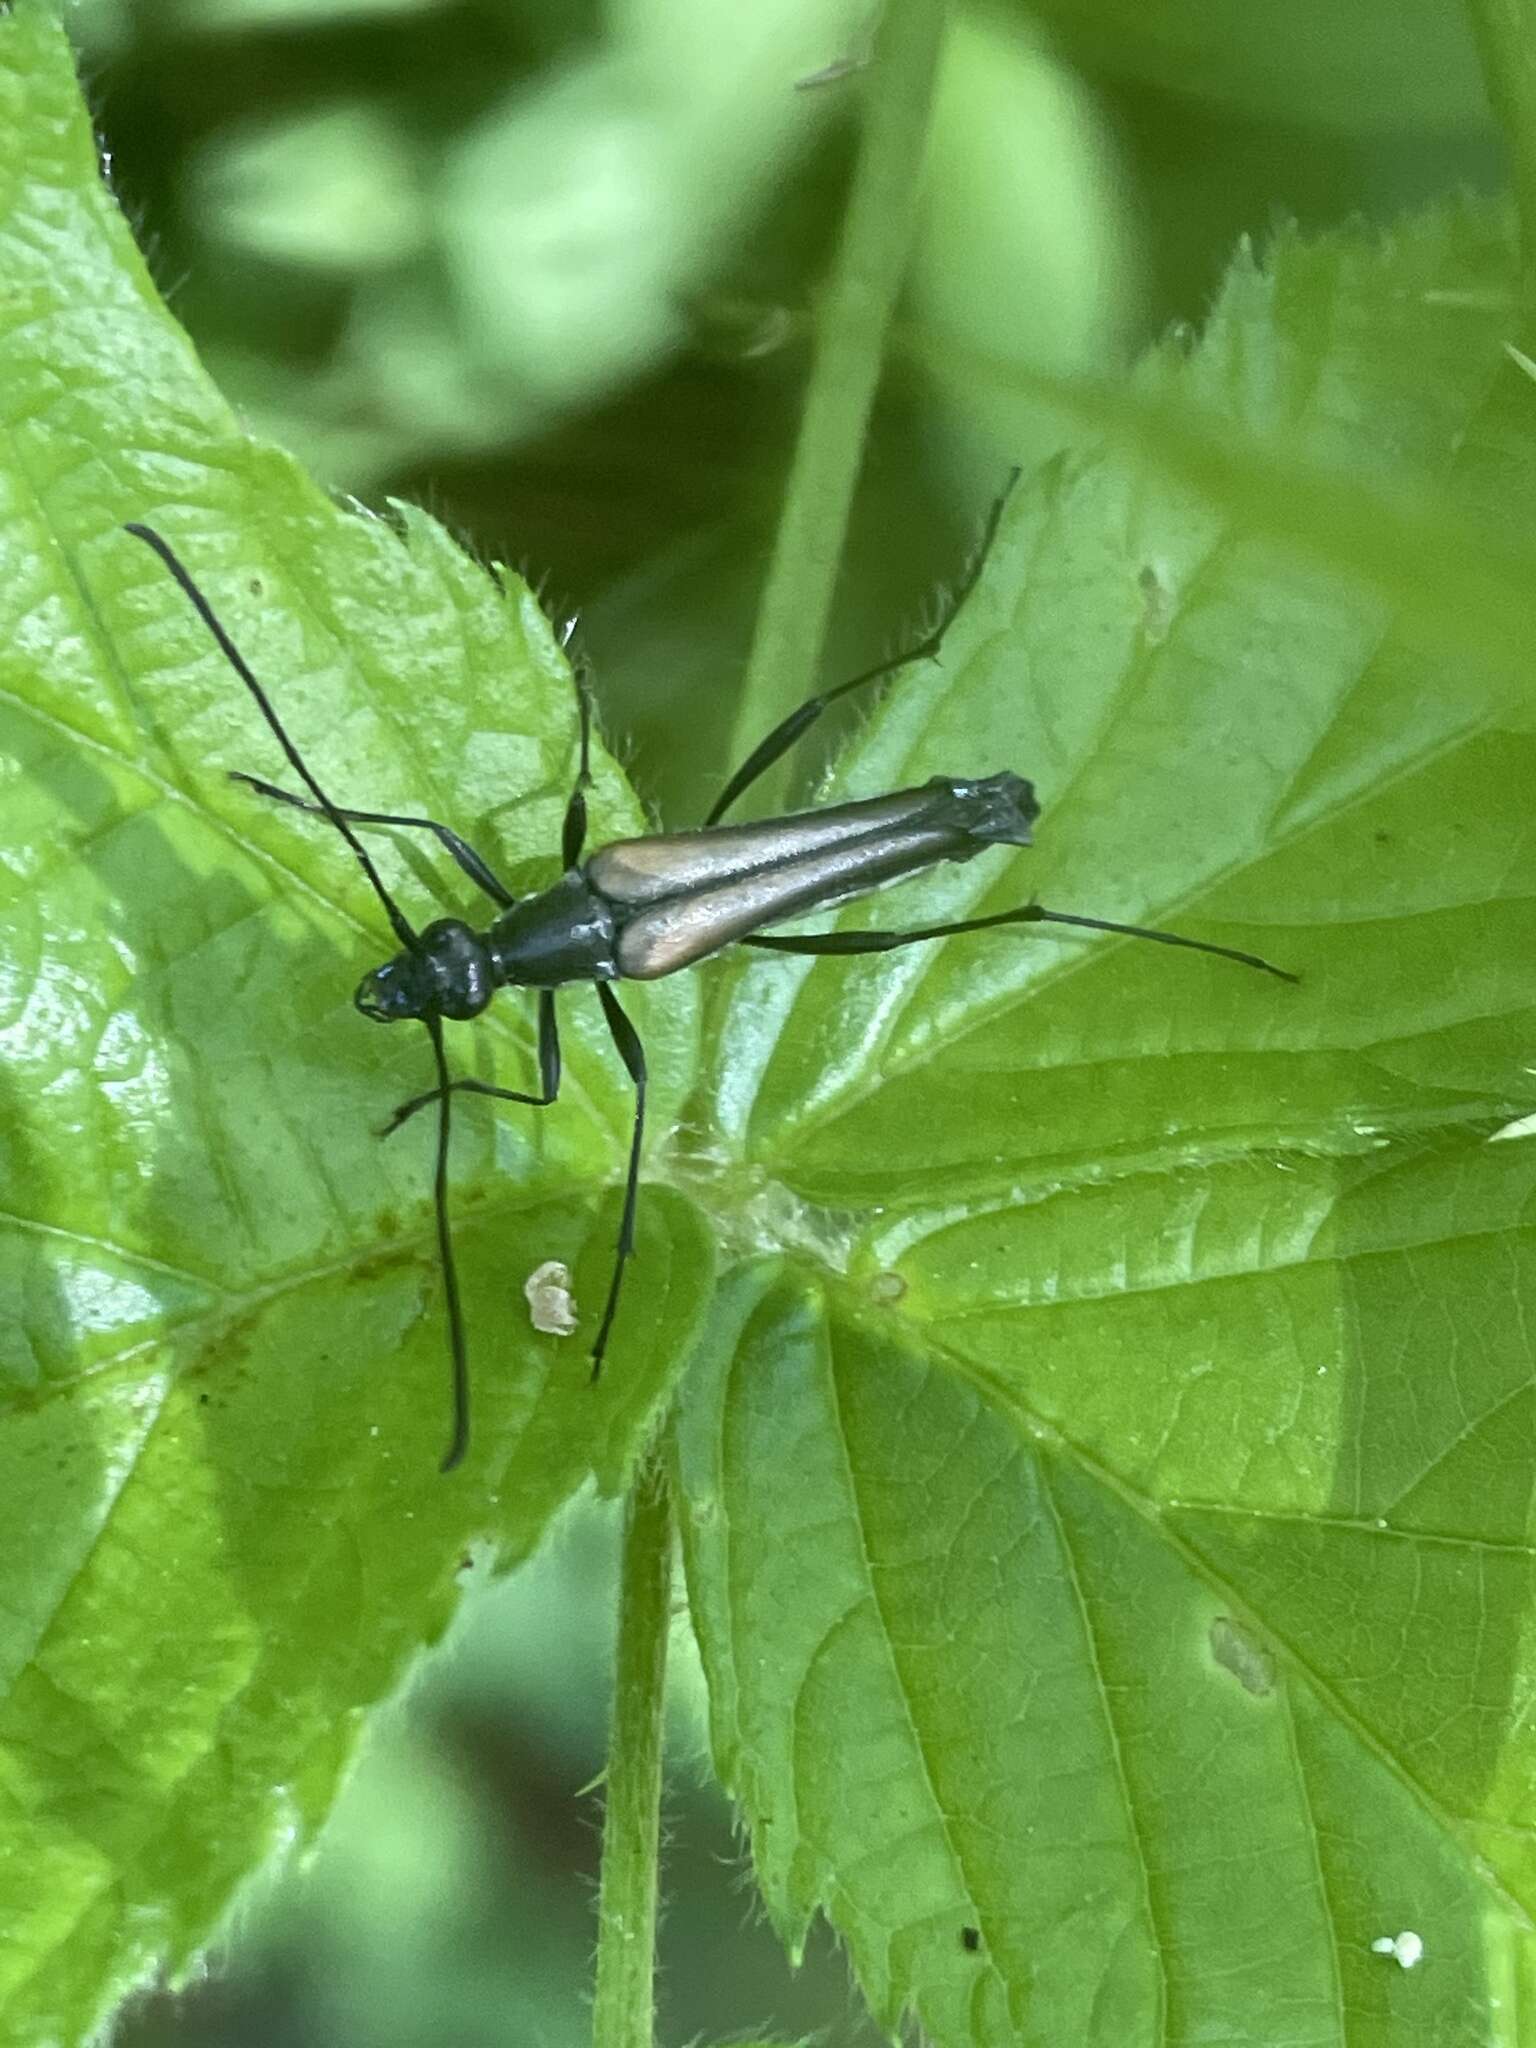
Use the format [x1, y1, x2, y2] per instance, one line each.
[125, 505, 1292, 1470]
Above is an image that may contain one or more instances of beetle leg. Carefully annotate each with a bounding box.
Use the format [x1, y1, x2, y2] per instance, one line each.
[560, 652, 596, 870]
[232, 772, 516, 908]
[382, 990, 562, 1132]
[742, 904, 1296, 980]
[703, 472, 1019, 827]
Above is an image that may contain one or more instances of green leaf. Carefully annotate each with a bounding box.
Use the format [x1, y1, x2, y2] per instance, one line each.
[1026, 0, 1488, 134]
[0, 7, 709, 2036]
[674, 210, 1536, 2041]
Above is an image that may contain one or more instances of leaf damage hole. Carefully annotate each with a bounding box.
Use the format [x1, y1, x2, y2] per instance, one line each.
[1137, 562, 1174, 644]
[1208, 1615, 1275, 1697]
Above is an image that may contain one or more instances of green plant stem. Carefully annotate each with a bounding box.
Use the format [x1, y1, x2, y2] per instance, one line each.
[591, 1447, 673, 2048]
[728, 0, 951, 810]
[1467, 0, 1536, 319]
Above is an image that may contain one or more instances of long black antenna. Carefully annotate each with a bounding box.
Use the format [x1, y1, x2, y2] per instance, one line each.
[127, 523, 474, 1469]
[124, 524, 418, 953]
[424, 1016, 470, 1472]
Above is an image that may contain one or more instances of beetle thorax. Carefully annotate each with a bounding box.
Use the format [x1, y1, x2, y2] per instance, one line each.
[488, 870, 620, 987]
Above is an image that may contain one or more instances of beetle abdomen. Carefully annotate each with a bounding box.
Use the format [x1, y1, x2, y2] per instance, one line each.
[607, 774, 1038, 981]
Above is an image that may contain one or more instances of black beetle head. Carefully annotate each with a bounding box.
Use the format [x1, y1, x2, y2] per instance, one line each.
[355, 918, 495, 1024]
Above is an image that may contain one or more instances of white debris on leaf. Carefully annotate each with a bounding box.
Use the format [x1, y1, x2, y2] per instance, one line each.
[524, 1260, 578, 1336]
[1370, 1931, 1424, 1970]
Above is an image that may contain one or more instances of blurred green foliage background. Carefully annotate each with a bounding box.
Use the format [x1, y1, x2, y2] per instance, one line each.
[81, 0, 1502, 2040]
